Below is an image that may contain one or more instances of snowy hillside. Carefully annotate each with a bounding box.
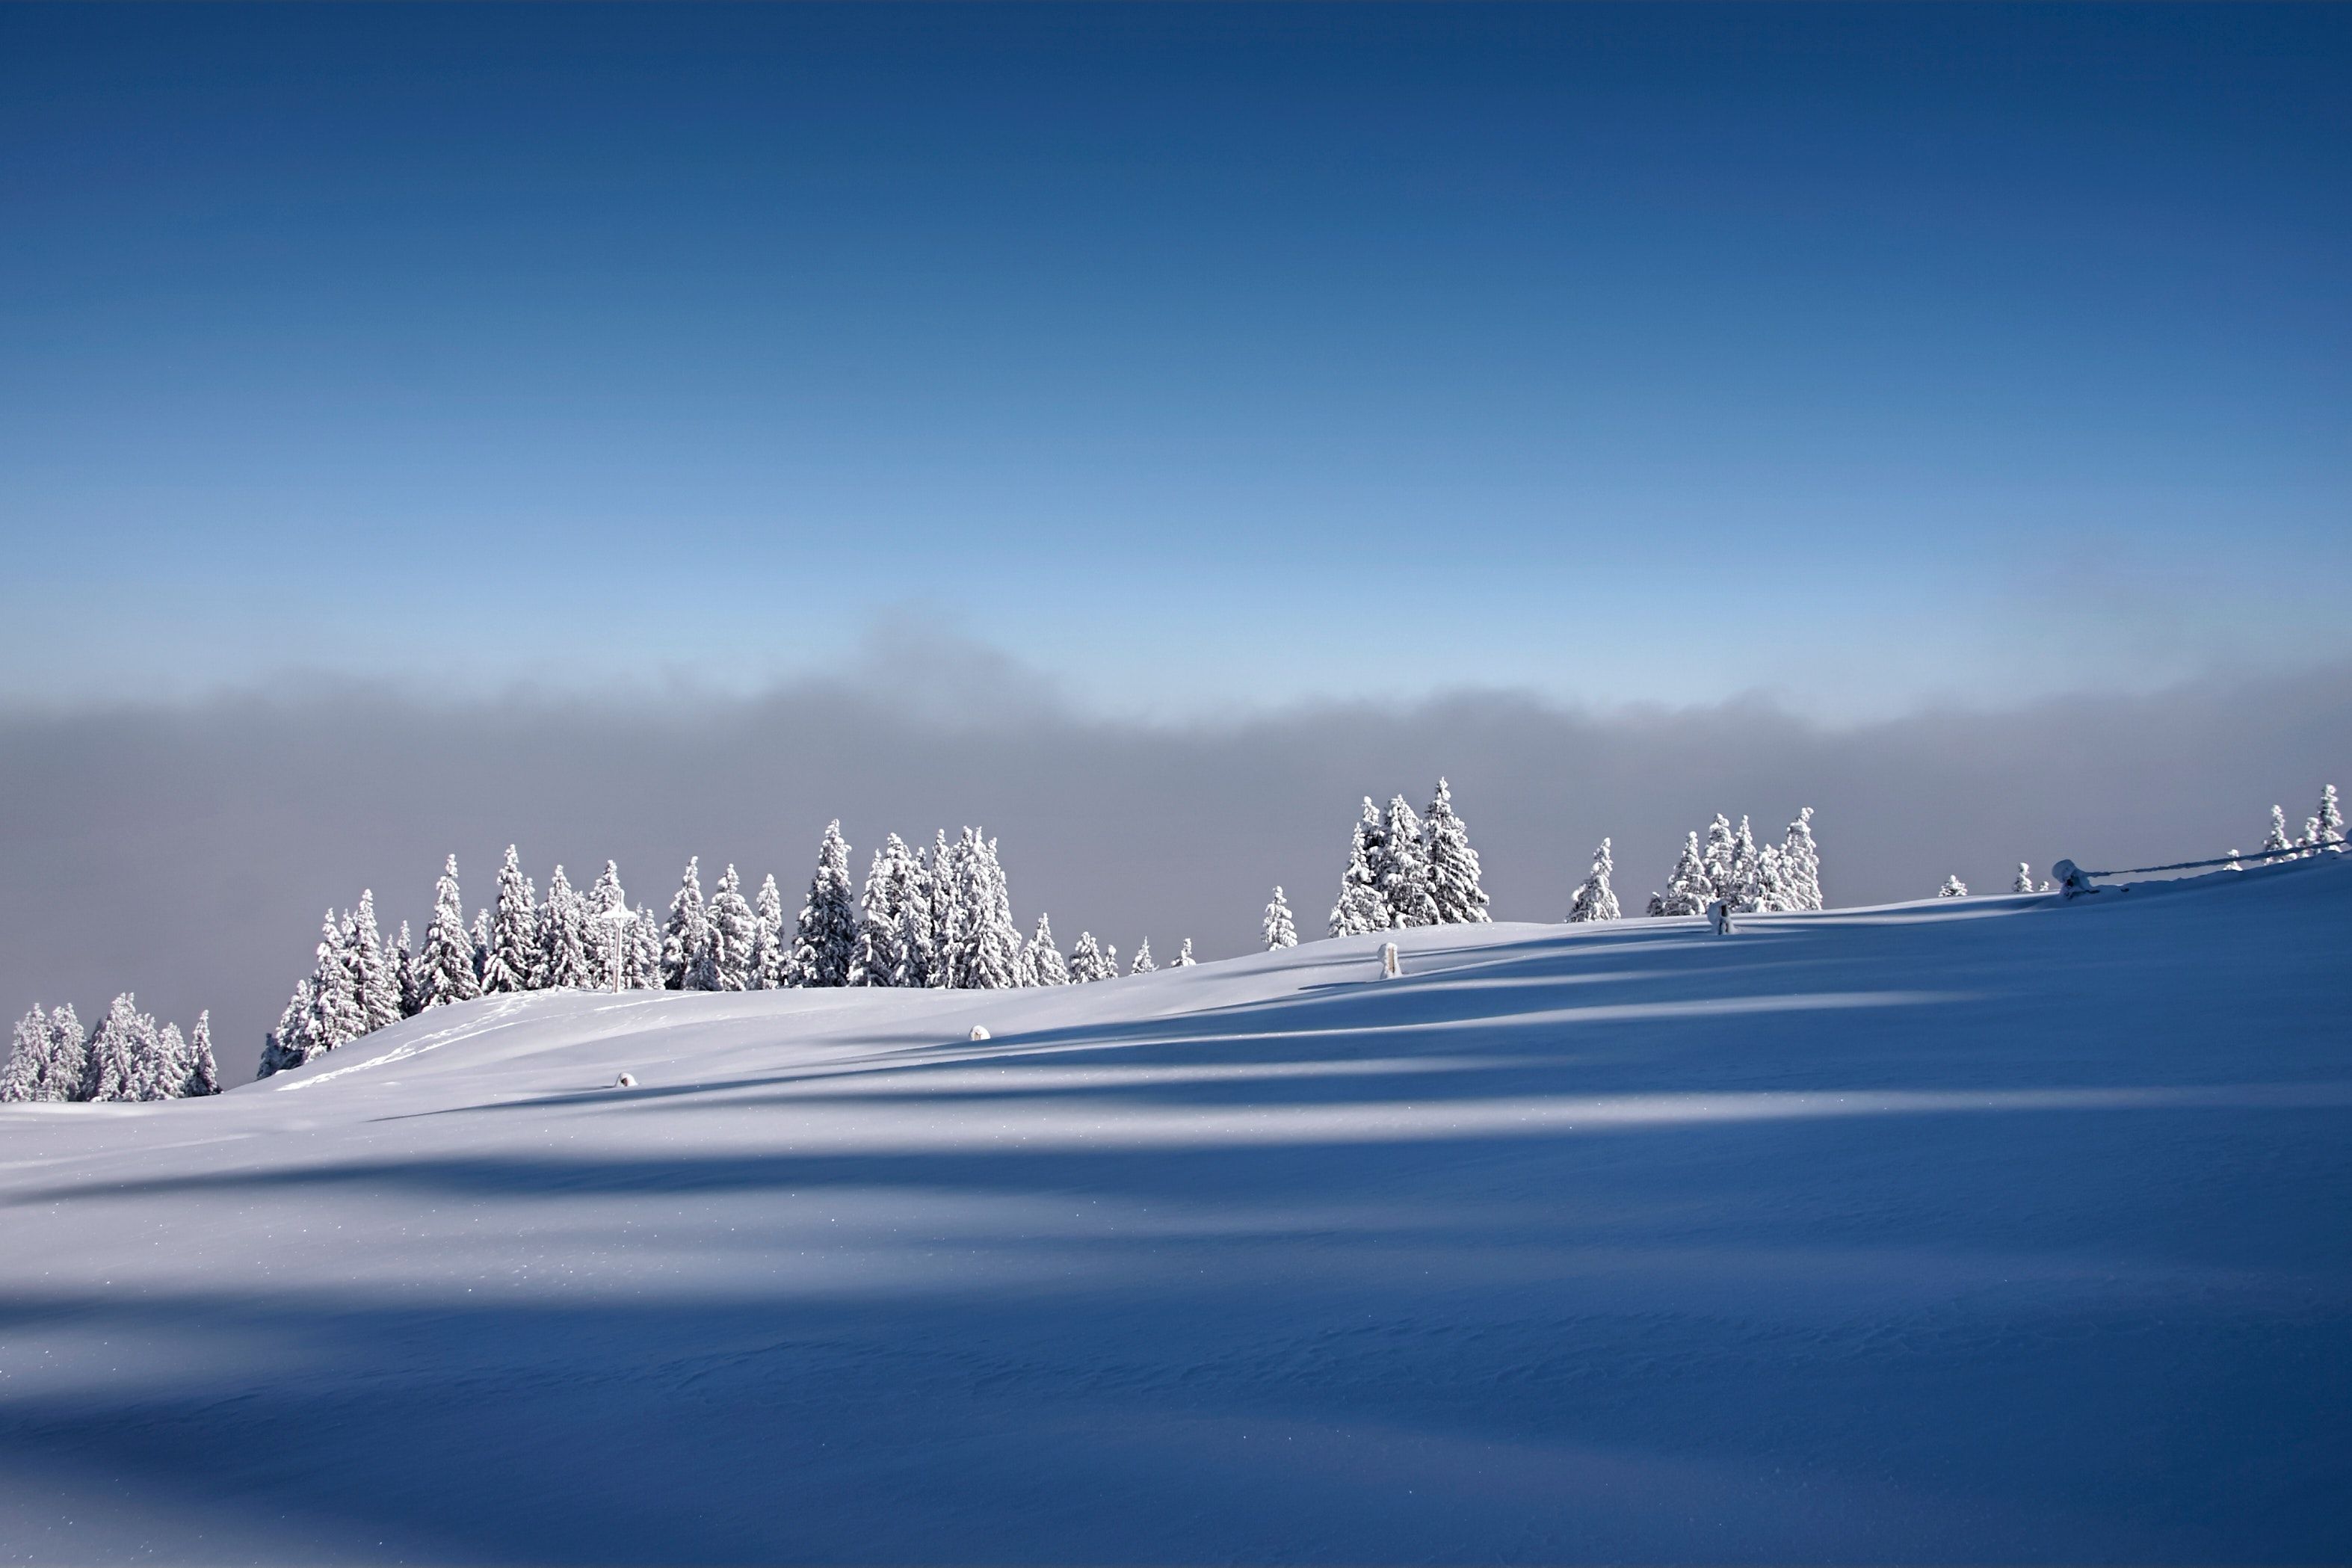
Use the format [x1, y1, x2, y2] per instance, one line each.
[2, 860, 2348, 1563]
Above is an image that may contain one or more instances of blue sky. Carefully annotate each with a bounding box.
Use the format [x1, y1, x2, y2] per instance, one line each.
[2, 4, 2345, 718]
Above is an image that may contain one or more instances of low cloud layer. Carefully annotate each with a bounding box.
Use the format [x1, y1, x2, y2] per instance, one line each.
[4, 654, 2346, 1081]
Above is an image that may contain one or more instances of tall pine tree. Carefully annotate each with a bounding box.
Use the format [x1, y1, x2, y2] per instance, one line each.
[1422, 777, 1490, 924]
[703, 865, 757, 991]
[752, 873, 791, 989]
[1374, 796, 1439, 927]
[1068, 930, 1112, 983]
[482, 845, 538, 993]
[416, 855, 481, 1010]
[581, 860, 630, 992]
[1567, 839, 1620, 922]
[663, 857, 709, 990]
[792, 822, 860, 987]
[1647, 831, 1713, 917]
[853, 836, 914, 987]
[538, 865, 595, 990]
[82, 993, 148, 1102]
[184, 1010, 220, 1096]
[350, 889, 401, 1034]
[0, 1006, 48, 1103]
[1780, 807, 1823, 912]
[1130, 939, 1156, 975]
[1330, 799, 1389, 936]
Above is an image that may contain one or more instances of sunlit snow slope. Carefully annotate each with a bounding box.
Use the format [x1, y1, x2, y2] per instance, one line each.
[3, 860, 2348, 1564]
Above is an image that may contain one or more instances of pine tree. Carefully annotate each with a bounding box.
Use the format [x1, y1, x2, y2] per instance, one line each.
[1650, 832, 1713, 917]
[853, 836, 912, 987]
[935, 830, 1021, 990]
[1175, 938, 1196, 967]
[393, 921, 422, 1017]
[1938, 874, 1969, 898]
[1330, 798, 1389, 936]
[1702, 815, 1739, 905]
[1781, 807, 1823, 912]
[580, 861, 629, 992]
[482, 846, 538, 993]
[663, 857, 709, 990]
[630, 907, 664, 988]
[259, 978, 320, 1079]
[1264, 886, 1299, 950]
[2316, 785, 2346, 854]
[309, 910, 366, 1048]
[1567, 839, 1621, 922]
[1027, 913, 1069, 985]
[2262, 806, 2295, 859]
[184, 1010, 220, 1097]
[1068, 930, 1111, 983]
[703, 865, 757, 991]
[469, 908, 492, 990]
[792, 822, 861, 987]
[0, 1006, 46, 1103]
[135, 1022, 185, 1102]
[83, 993, 149, 1102]
[1130, 939, 1156, 975]
[750, 873, 788, 989]
[924, 830, 964, 987]
[1753, 844, 1795, 913]
[1730, 817, 1763, 913]
[538, 865, 595, 990]
[1374, 796, 1439, 927]
[416, 855, 481, 1010]
[898, 839, 939, 988]
[349, 889, 401, 1034]
[1104, 942, 1119, 978]
[1422, 777, 1490, 924]
[2013, 862, 2037, 894]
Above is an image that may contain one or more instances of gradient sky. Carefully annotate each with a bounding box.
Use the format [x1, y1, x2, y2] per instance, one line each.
[2, 4, 2347, 717]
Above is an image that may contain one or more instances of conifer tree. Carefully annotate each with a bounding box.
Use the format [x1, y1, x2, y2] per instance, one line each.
[854, 836, 913, 987]
[663, 857, 709, 990]
[1027, 913, 1069, 985]
[580, 861, 629, 992]
[469, 908, 493, 990]
[1130, 939, 1156, 975]
[136, 1022, 186, 1102]
[393, 922, 422, 1017]
[1068, 930, 1111, 982]
[744, 873, 783, 988]
[184, 1010, 219, 1097]
[700, 864, 756, 991]
[259, 978, 320, 1079]
[927, 830, 966, 987]
[2013, 862, 2037, 894]
[1374, 796, 1439, 927]
[46, 1003, 87, 1101]
[538, 865, 595, 990]
[1938, 874, 1969, 898]
[1264, 886, 1299, 950]
[1753, 844, 1795, 913]
[349, 889, 401, 1034]
[898, 839, 939, 987]
[1781, 807, 1823, 912]
[1730, 817, 1763, 913]
[1650, 832, 1713, 917]
[1105, 942, 1120, 977]
[1422, 777, 1490, 924]
[2316, 784, 2345, 853]
[0, 1006, 47, 1103]
[309, 911, 366, 1048]
[1330, 798, 1390, 936]
[482, 845, 538, 993]
[630, 907, 664, 988]
[416, 855, 481, 1010]
[1702, 815, 1740, 905]
[792, 822, 861, 987]
[1567, 839, 1621, 922]
[1175, 938, 1196, 967]
[83, 993, 148, 1102]
[2262, 806, 2295, 859]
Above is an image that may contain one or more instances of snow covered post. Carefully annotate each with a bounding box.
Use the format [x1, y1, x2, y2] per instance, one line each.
[599, 899, 635, 993]
[1380, 941, 1401, 979]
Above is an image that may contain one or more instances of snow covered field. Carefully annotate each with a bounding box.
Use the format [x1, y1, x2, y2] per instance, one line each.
[2, 860, 2347, 1563]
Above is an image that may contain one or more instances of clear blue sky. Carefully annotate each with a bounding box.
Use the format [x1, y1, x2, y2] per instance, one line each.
[2, 4, 2345, 717]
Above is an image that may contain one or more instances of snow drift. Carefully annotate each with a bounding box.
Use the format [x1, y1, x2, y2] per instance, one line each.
[1, 859, 2347, 1562]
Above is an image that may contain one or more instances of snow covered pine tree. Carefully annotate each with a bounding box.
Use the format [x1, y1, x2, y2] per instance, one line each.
[416, 855, 482, 1010]
[1939, 875, 1969, 898]
[663, 857, 709, 990]
[1264, 886, 1299, 950]
[702, 865, 757, 991]
[1647, 831, 1714, 918]
[1330, 799, 1390, 936]
[1373, 795, 1439, 928]
[1568, 839, 1620, 923]
[481, 845, 537, 993]
[792, 822, 860, 987]
[1422, 777, 1491, 924]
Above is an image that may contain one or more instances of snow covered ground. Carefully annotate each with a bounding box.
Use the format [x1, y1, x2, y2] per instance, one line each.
[2, 859, 2347, 1563]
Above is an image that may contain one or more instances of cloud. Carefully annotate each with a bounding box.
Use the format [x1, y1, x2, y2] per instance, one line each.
[2, 643, 2346, 1080]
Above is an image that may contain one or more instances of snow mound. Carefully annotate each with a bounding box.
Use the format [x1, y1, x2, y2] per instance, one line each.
[2, 858, 2348, 1562]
